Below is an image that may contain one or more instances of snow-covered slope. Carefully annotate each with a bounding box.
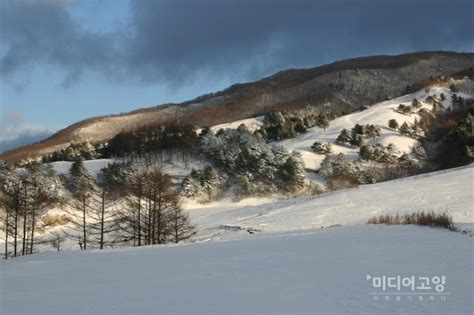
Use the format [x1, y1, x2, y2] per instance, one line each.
[1, 225, 472, 315]
[48, 158, 203, 179]
[278, 86, 467, 170]
[2, 89, 473, 314]
[3, 85, 472, 252]
[49, 159, 114, 177]
[207, 116, 264, 133]
[41, 161, 474, 247]
[188, 164, 474, 241]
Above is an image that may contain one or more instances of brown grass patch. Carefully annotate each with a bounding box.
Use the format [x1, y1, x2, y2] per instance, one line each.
[367, 211, 455, 231]
[41, 213, 72, 227]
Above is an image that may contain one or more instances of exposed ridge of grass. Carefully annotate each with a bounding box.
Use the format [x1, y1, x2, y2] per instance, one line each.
[368, 211, 456, 231]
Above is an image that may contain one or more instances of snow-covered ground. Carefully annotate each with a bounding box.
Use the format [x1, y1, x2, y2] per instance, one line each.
[197, 116, 264, 135]
[188, 164, 474, 241]
[1, 85, 473, 314]
[49, 159, 114, 177]
[278, 86, 466, 170]
[1, 225, 472, 315]
[47, 85, 471, 183]
[49, 157, 205, 179]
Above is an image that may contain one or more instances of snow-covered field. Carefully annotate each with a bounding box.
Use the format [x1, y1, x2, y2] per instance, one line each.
[1, 163, 472, 314]
[188, 164, 474, 241]
[1, 225, 472, 315]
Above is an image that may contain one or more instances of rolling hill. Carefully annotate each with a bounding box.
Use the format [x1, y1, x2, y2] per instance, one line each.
[1, 51, 473, 163]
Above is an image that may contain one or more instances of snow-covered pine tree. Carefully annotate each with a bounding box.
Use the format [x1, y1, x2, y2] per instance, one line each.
[278, 151, 305, 193]
[399, 122, 411, 136]
[201, 167, 219, 201]
[181, 175, 200, 199]
[336, 129, 352, 145]
[311, 141, 332, 154]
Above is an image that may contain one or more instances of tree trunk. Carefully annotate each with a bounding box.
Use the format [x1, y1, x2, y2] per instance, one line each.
[4, 208, 8, 259]
[157, 196, 162, 244]
[13, 193, 19, 257]
[174, 212, 178, 244]
[22, 185, 28, 256]
[29, 205, 36, 254]
[82, 196, 87, 250]
[151, 197, 157, 244]
[100, 190, 105, 250]
[147, 198, 152, 245]
[137, 187, 142, 247]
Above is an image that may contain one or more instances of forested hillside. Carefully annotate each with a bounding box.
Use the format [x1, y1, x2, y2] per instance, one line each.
[1, 51, 473, 163]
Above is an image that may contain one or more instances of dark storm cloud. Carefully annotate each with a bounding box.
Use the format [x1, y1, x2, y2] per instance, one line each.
[0, 0, 120, 86]
[1, 0, 473, 87]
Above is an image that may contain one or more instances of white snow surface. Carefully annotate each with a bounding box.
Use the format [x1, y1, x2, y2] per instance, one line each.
[1, 225, 472, 315]
[4, 162, 471, 254]
[278, 86, 459, 170]
[49, 159, 114, 177]
[196, 116, 264, 135]
[188, 164, 474, 241]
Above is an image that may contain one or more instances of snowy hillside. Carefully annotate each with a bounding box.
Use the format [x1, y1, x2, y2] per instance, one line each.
[48, 158, 202, 179]
[1, 85, 473, 314]
[188, 164, 474, 241]
[46, 84, 472, 183]
[1, 225, 472, 315]
[8, 162, 469, 254]
[278, 86, 468, 170]
[204, 116, 264, 134]
[2, 84, 472, 253]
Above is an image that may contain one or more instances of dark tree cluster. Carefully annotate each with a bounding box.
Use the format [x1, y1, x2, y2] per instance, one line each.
[255, 110, 331, 141]
[359, 143, 399, 163]
[42, 142, 111, 163]
[451, 93, 465, 109]
[311, 141, 332, 155]
[108, 124, 198, 165]
[335, 123, 381, 147]
[424, 101, 474, 169]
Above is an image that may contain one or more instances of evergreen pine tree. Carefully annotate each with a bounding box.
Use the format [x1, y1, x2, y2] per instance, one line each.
[388, 119, 399, 130]
[399, 122, 411, 136]
[336, 129, 352, 145]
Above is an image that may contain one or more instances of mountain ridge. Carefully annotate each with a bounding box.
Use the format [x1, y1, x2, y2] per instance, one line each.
[2, 51, 473, 163]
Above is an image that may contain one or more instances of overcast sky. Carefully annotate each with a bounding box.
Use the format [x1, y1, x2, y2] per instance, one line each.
[0, 0, 473, 152]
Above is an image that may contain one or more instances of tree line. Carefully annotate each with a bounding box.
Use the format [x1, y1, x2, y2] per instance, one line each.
[0, 160, 195, 259]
